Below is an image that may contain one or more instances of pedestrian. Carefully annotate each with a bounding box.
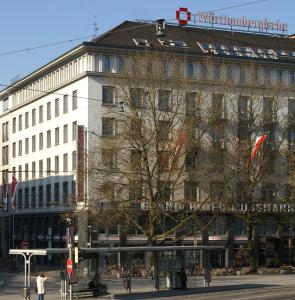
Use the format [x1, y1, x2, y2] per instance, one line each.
[180, 267, 188, 290]
[36, 272, 47, 300]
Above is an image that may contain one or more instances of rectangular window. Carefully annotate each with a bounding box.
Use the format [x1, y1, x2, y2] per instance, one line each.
[117, 56, 124, 73]
[47, 158, 51, 175]
[39, 160, 43, 177]
[185, 92, 197, 116]
[38, 185, 43, 207]
[25, 163, 29, 180]
[32, 162, 36, 178]
[63, 182, 69, 204]
[39, 133, 43, 150]
[24, 188, 29, 208]
[187, 63, 194, 77]
[72, 151, 77, 170]
[103, 55, 111, 72]
[102, 149, 116, 169]
[102, 118, 115, 136]
[288, 99, 295, 122]
[212, 94, 226, 120]
[25, 138, 29, 154]
[2, 146, 8, 165]
[200, 64, 208, 79]
[55, 98, 59, 117]
[46, 184, 51, 206]
[227, 66, 233, 80]
[18, 115, 22, 131]
[130, 150, 141, 171]
[32, 109, 36, 126]
[158, 90, 170, 111]
[238, 96, 249, 121]
[72, 180, 76, 198]
[54, 183, 60, 204]
[63, 153, 68, 172]
[18, 165, 22, 181]
[47, 130, 51, 148]
[184, 182, 200, 202]
[214, 65, 221, 80]
[31, 187, 36, 208]
[63, 95, 68, 113]
[130, 88, 144, 108]
[18, 188, 23, 209]
[102, 86, 115, 105]
[32, 135, 36, 152]
[263, 97, 274, 123]
[47, 102, 51, 120]
[264, 68, 271, 84]
[18, 140, 22, 156]
[25, 112, 29, 129]
[55, 127, 59, 145]
[2, 122, 8, 142]
[240, 67, 246, 83]
[12, 117, 16, 133]
[72, 121, 77, 140]
[290, 71, 295, 85]
[12, 142, 16, 158]
[39, 105, 43, 123]
[63, 125, 68, 143]
[72, 90, 77, 110]
[277, 70, 283, 84]
[158, 120, 170, 140]
[55, 155, 59, 174]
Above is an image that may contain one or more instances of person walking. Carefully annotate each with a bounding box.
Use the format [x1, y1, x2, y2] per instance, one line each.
[36, 273, 47, 300]
[180, 267, 188, 290]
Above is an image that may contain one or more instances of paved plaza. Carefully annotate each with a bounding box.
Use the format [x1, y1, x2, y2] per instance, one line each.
[1, 271, 295, 299]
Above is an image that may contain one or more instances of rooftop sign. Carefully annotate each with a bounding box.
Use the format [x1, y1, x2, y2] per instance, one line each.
[176, 7, 288, 33]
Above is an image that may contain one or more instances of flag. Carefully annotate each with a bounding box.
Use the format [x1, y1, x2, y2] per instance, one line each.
[11, 175, 18, 210]
[2, 176, 8, 211]
[171, 131, 186, 170]
[250, 134, 268, 161]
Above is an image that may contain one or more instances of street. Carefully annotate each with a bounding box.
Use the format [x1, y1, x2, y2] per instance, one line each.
[1, 272, 295, 299]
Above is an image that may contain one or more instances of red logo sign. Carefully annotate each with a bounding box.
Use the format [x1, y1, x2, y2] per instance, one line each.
[176, 7, 191, 26]
[67, 258, 73, 274]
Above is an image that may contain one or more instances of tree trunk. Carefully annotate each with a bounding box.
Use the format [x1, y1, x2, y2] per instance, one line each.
[247, 222, 257, 273]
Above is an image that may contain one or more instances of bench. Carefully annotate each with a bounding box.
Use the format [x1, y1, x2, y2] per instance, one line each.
[72, 284, 107, 298]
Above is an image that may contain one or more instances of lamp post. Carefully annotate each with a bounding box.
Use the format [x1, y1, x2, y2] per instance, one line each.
[289, 227, 292, 266]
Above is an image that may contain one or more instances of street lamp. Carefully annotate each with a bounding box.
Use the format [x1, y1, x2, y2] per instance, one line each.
[289, 227, 292, 266]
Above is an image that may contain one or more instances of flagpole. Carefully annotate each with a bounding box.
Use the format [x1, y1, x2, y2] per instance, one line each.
[12, 210, 15, 249]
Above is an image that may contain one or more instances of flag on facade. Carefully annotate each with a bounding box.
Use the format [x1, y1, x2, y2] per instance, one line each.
[11, 175, 18, 210]
[250, 134, 268, 161]
[2, 176, 8, 211]
[171, 131, 186, 170]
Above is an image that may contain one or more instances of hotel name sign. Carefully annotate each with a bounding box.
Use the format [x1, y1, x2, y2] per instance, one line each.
[176, 7, 288, 33]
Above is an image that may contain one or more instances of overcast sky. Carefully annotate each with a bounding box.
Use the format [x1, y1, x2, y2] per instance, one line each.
[0, 0, 294, 86]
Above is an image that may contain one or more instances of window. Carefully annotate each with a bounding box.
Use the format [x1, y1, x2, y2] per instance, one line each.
[130, 88, 144, 108]
[32, 135, 36, 152]
[261, 183, 275, 201]
[103, 55, 111, 72]
[159, 181, 172, 202]
[263, 98, 274, 123]
[55, 127, 59, 145]
[212, 94, 226, 120]
[63, 182, 69, 204]
[130, 150, 141, 171]
[47, 102, 51, 120]
[2, 97, 8, 112]
[12, 117, 16, 133]
[240, 67, 246, 83]
[39, 133, 43, 150]
[24, 188, 29, 208]
[55, 98, 59, 117]
[264, 68, 271, 84]
[184, 181, 200, 202]
[39, 105, 43, 123]
[18, 165, 22, 181]
[55, 155, 59, 174]
[72, 121, 77, 140]
[12, 142, 16, 158]
[200, 64, 207, 79]
[102, 118, 115, 136]
[25, 138, 29, 154]
[18, 115, 22, 131]
[185, 147, 198, 170]
[72, 180, 76, 198]
[117, 56, 124, 73]
[129, 181, 143, 202]
[63, 95, 68, 113]
[25, 163, 29, 180]
[210, 181, 224, 201]
[227, 66, 233, 80]
[185, 92, 197, 116]
[63, 125, 68, 143]
[238, 96, 249, 121]
[32, 162, 36, 178]
[25, 112, 29, 129]
[158, 151, 170, 171]
[157, 120, 170, 140]
[18, 140, 22, 156]
[102, 149, 116, 169]
[290, 71, 295, 85]
[39, 160, 43, 177]
[72, 151, 77, 170]
[38, 185, 43, 207]
[54, 183, 60, 204]
[102, 86, 115, 105]
[2, 122, 8, 142]
[158, 90, 170, 111]
[277, 70, 283, 84]
[47, 130, 51, 148]
[72, 90, 77, 110]
[214, 65, 221, 80]
[18, 188, 23, 209]
[63, 153, 68, 172]
[32, 109, 36, 126]
[187, 63, 194, 77]
[46, 184, 51, 206]
[47, 158, 51, 175]
[2, 146, 8, 165]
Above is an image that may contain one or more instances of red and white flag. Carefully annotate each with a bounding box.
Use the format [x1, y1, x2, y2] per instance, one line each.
[2, 176, 8, 211]
[250, 134, 268, 161]
[11, 175, 18, 210]
[171, 131, 186, 170]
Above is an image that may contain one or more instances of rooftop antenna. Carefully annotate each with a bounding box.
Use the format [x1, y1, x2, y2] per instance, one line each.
[88, 15, 99, 39]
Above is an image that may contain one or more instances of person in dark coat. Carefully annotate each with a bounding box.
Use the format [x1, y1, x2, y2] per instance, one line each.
[180, 268, 188, 290]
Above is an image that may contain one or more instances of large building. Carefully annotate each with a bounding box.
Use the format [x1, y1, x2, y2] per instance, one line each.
[1, 17, 295, 267]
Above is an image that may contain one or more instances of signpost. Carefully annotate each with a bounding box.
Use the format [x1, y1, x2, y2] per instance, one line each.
[67, 258, 73, 275]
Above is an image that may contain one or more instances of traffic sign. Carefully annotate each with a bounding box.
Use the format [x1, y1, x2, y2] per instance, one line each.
[68, 270, 77, 285]
[67, 258, 73, 274]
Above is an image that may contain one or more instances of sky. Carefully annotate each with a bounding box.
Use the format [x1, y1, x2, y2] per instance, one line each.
[0, 0, 295, 86]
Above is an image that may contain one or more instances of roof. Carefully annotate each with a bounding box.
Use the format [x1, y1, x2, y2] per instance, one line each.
[87, 21, 295, 62]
